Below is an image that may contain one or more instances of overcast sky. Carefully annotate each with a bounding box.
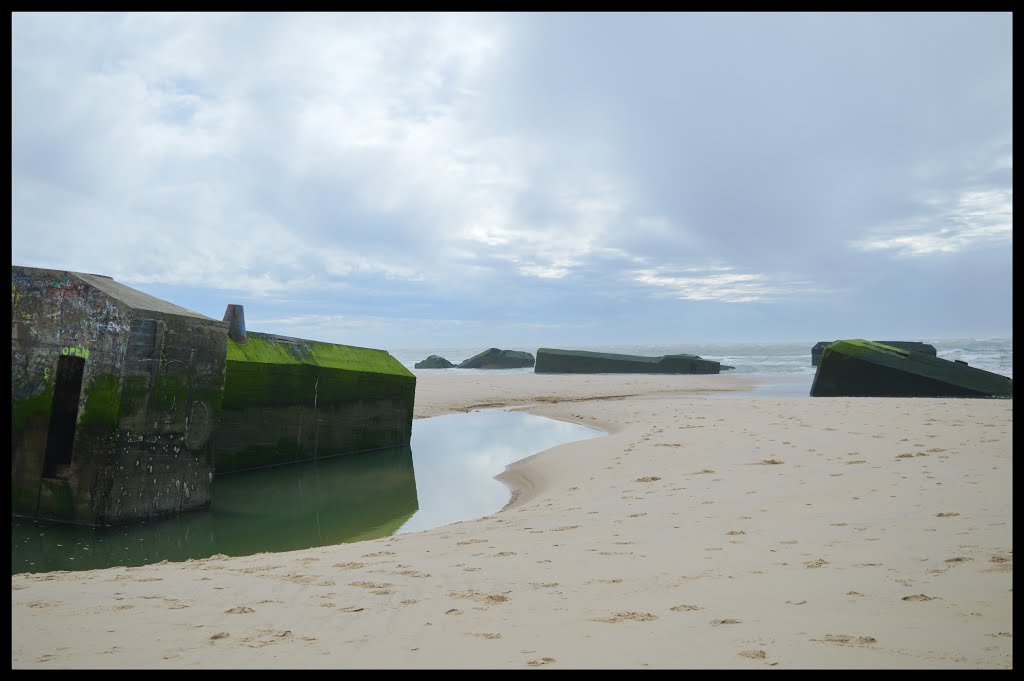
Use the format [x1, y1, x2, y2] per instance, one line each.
[11, 12, 1013, 350]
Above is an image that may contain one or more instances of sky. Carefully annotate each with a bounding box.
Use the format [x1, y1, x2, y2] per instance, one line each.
[11, 12, 1013, 351]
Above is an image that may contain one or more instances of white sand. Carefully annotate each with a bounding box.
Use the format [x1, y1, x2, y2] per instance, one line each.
[11, 373, 1013, 669]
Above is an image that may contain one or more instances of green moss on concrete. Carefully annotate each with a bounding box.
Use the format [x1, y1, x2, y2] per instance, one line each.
[78, 374, 121, 432]
[11, 486, 40, 515]
[223, 360, 415, 409]
[119, 375, 150, 415]
[829, 339, 911, 359]
[226, 335, 413, 377]
[12, 384, 55, 432]
[36, 478, 75, 520]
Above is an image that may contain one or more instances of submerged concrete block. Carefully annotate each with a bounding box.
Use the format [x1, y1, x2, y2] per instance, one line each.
[810, 339, 1012, 398]
[534, 348, 727, 374]
[811, 340, 936, 366]
[457, 348, 535, 369]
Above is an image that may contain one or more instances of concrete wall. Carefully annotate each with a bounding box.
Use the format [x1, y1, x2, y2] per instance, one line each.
[211, 333, 416, 474]
[11, 267, 228, 525]
[100, 311, 228, 522]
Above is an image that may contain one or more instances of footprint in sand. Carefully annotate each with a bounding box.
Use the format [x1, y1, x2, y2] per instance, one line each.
[819, 634, 877, 646]
[739, 650, 767, 659]
[449, 590, 510, 604]
[593, 611, 658, 623]
[710, 618, 742, 626]
[901, 594, 939, 601]
[349, 581, 394, 592]
[394, 570, 432, 577]
[527, 657, 556, 666]
[241, 628, 293, 648]
[225, 606, 254, 614]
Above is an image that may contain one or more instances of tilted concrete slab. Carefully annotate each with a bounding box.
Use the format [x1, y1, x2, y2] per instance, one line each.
[534, 348, 726, 374]
[811, 340, 936, 366]
[810, 339, 1012, 398]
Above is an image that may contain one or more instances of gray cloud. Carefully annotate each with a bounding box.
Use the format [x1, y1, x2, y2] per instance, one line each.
[12, 12, 1012, 347]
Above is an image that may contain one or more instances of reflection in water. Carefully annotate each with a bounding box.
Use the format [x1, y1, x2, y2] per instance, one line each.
[399, 410, 602, 534]
[11, 445, 418, 574]
[12, 410, 603, 574]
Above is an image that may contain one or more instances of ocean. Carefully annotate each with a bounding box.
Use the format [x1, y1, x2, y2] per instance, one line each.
[391, 337, 1013, 399]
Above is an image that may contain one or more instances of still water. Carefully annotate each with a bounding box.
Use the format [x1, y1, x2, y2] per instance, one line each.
[11, 410, 603, 575]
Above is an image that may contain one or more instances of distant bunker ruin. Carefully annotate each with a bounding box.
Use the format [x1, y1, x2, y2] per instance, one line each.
[11, 266, 415, 526]
[810, 339, 1012, 398]
[811, 340, 936, 366]
[534, 348, 731, 374]
[457, 348, 535, 369]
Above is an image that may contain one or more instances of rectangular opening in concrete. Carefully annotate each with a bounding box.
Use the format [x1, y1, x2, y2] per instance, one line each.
[43, 355, 86, 479]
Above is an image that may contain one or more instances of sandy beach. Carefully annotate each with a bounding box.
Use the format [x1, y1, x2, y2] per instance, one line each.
[11, 373, 1013, 669]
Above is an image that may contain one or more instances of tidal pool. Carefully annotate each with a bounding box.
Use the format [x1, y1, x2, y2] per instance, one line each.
[11, 409, 603, 574]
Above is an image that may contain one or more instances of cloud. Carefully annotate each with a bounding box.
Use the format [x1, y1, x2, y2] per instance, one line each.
[849, 188, 1012, 257]
[632, 265, 815, 303]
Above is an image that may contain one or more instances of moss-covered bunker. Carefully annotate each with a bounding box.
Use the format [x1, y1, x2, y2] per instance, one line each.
[11, 266, 416, 526]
